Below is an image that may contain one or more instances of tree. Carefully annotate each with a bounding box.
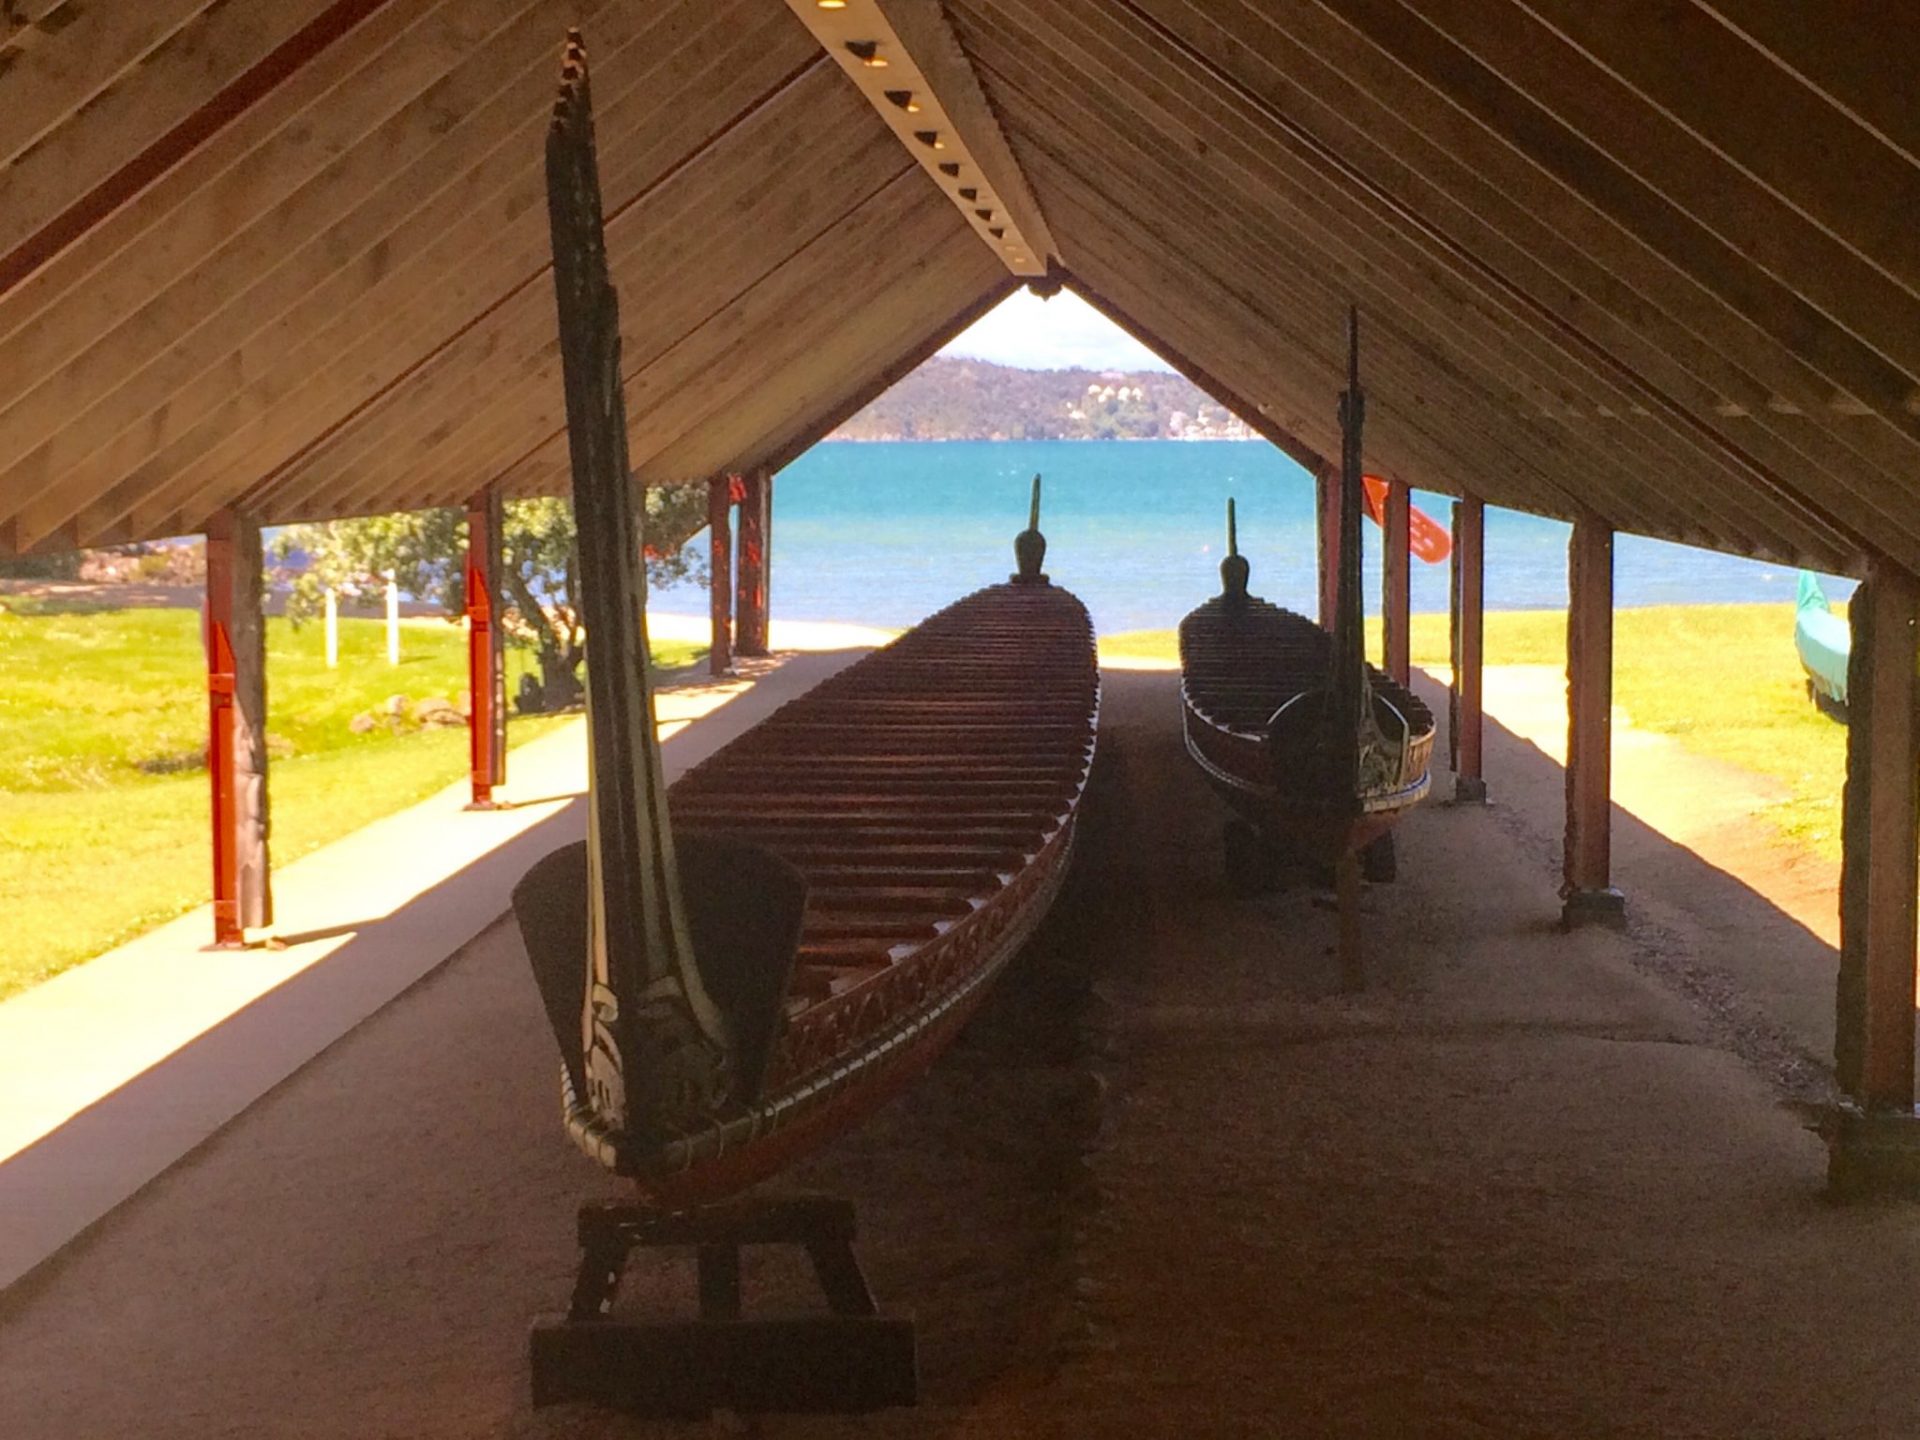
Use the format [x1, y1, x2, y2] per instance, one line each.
[273, 486, 709, 709]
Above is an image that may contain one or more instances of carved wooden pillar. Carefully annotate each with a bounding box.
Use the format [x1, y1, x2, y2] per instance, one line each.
[1451, 496, 1487, 803]
[708, 475, 734, 676]
[466, 490, 507, 809]
[1562, 514, 1623, 929]
[1382, 478, 1411, 686]
[1317, 464, 1340, 631]
[205, 508, 270, 946]
[736, 465, 771, 658]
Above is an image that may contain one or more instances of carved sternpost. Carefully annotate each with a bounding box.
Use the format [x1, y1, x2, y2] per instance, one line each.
[546, 33, 731, 1136]
[1011, 473, 1047, 584]
[1330, 308, 1369, 810]
[1218, 498, 1249, 605]
[1330, 309, 1375, 993]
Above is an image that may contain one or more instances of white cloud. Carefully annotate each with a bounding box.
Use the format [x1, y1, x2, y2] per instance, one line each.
[938, 288, 1175, 372]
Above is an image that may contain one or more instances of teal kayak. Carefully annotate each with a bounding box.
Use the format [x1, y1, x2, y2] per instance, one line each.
[1795, 570, 1850, 710]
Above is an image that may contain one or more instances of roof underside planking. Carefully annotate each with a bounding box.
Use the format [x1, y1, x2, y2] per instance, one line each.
[0, 0, 1913, 581]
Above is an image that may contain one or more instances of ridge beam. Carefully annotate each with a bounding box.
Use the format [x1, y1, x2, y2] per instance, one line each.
[783, 0, 1058, 276]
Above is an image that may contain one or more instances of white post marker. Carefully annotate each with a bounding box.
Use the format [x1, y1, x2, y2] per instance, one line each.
[324, 587, 338, 669]
[386, 573, 400, 665]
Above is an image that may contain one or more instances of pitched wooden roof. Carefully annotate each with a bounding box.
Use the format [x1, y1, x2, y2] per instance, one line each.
[1, 0, 1913, 578]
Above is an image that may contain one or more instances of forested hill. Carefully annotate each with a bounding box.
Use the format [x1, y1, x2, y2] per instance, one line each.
[830, 356, 1255, 441]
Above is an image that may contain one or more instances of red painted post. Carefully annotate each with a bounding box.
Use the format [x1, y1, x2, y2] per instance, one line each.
[465, 491, 506, 809]
[1317, 464, 1340, 631]
[204, 509, 270, 946]
[206, 523, 242, 948]
[708, 474, 734, 675]
[1452, 497, 1487, 803]
[1383, 479, 1411, 686]
[736, 466, 771, 658]
[1562, 513, 1624, 929]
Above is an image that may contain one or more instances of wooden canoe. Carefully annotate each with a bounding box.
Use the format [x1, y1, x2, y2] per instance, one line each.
[518, 580, 1098, 1207]
[1179, 593, 1433, 867]
[520, 37, 1095, 1211]
[1796, 570, 1850, 711]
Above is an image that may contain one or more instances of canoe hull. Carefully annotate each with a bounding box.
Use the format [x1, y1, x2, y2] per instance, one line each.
[549, 582, 1099, 1204]
[609, 814, 1077, 1208]
[1181, 703, 1425, 864]
[1177, 597, 1433, 865]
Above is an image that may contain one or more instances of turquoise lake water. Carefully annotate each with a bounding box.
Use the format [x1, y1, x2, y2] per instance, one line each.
[652, 440, 1852, 636]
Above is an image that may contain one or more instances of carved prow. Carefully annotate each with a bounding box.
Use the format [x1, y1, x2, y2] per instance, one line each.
[531, 31, 803, 1146]
[1012, 473, 1049, 583]
[1219, 497, 1250, 604]
[1331, 306, 1375, 810]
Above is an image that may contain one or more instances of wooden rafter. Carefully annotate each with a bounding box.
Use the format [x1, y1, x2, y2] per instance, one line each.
[967, 18, 1751, 552]
[961, 9, 1794, 555]
[781, 0, 1057, 276]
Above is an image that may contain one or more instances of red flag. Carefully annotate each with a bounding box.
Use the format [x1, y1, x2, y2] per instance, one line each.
[1361, 475, 1452, 564]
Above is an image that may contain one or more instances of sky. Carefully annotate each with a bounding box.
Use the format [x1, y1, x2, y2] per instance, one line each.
[937, 288, 1174, 372]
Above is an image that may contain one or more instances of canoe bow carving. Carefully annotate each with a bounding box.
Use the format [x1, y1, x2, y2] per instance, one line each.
[545, 32, 742, 1140]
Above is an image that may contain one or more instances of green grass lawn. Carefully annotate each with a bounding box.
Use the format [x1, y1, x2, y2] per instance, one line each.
[1101, 603, 1847, 864]
[0, 599, 703, 1000]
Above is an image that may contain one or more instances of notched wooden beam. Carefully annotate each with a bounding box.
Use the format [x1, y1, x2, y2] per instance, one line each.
[783, 0, 1057, 275]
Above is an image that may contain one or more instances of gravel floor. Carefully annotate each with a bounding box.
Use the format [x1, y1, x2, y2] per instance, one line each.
[3, 671, 1910, 1440]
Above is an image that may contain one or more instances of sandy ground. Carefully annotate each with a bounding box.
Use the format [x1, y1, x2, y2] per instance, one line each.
[2, 672, 1906, 1439]
[647, 612, 901, 653]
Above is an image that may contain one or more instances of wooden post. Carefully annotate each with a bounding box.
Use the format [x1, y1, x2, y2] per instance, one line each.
[1451, 497, 1488, 803]
[1828, 562, 1920, 1195]
[1835, 565, 1920, 1105]
[1561, 513, 1624, 929]
[1317, 464, 1339, 631]
[465, 490, 507, 810]
[385, 573, 400, 665]
[708, 475, 734, 675]
[1382, 479, 1411, 686]
[736, 465, 771, 658]
[323, 588, 338, 669]
[205, 509, 270, 947]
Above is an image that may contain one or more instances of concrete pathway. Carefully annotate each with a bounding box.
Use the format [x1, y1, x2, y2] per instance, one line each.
[0, 642, 875, 1293]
